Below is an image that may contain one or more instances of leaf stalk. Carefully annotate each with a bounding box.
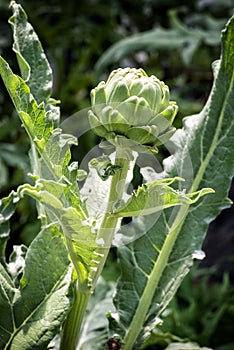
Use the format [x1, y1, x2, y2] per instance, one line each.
[122, 204, 189, 349]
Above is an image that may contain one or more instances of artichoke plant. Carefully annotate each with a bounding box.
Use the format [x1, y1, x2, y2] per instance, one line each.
[89, 67, 178, 151]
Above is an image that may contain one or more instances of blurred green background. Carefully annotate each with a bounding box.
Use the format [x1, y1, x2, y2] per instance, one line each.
[0, 0, 233, 349]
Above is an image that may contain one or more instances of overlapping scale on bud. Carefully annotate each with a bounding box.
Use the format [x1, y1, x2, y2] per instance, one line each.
[88, 67, 178, 151]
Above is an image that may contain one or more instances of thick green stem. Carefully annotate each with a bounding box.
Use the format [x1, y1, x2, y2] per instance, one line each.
[60, 282, 91, 350]
[60, 147, 131, 349]
[92, 146, 131, 287]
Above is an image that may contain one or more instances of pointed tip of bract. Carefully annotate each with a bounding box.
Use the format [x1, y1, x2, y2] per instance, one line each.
[88, 109, 107, 138]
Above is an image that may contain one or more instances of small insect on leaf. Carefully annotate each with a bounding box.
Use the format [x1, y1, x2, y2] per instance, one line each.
[89, 155, 121, 180]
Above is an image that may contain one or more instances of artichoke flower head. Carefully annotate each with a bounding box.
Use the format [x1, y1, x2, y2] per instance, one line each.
[89, 68, 178, 152]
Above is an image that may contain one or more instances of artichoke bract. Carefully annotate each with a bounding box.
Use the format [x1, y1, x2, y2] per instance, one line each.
[89, 67, 178, 151]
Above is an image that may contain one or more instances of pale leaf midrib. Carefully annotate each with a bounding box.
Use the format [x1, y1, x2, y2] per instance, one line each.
[122, 204, 188, 349]
[191, 67, 234, 193]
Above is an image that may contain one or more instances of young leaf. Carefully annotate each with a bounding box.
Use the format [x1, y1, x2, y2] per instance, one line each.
[110, 16, 234, 349]
[0, 224, 73, 350]
[0, 57, 53, 148]
[113, 178, 214, 217]
[38, 128, 78, 181]
[17, 179, 98, 287]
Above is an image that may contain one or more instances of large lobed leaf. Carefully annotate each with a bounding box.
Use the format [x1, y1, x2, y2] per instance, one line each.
[0, 2, 99, 288]
[0, 224, 73, 350]
[0, 3, 109, 349]
[111, 16, 234, 349]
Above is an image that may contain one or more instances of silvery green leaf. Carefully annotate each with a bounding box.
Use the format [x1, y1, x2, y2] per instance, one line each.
[111, 16, 234, 349]
[9, 1, 53, 104]
[0, 224, 73, 350]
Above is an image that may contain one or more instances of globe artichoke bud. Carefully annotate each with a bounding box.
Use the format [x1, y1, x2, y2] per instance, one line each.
[88, 68, 178, 151]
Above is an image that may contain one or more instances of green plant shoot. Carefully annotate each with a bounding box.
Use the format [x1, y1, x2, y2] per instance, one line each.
[0, 2, 233, 350]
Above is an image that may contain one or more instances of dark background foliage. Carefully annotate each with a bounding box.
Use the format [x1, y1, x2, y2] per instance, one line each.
[0, 0, 233, 348]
